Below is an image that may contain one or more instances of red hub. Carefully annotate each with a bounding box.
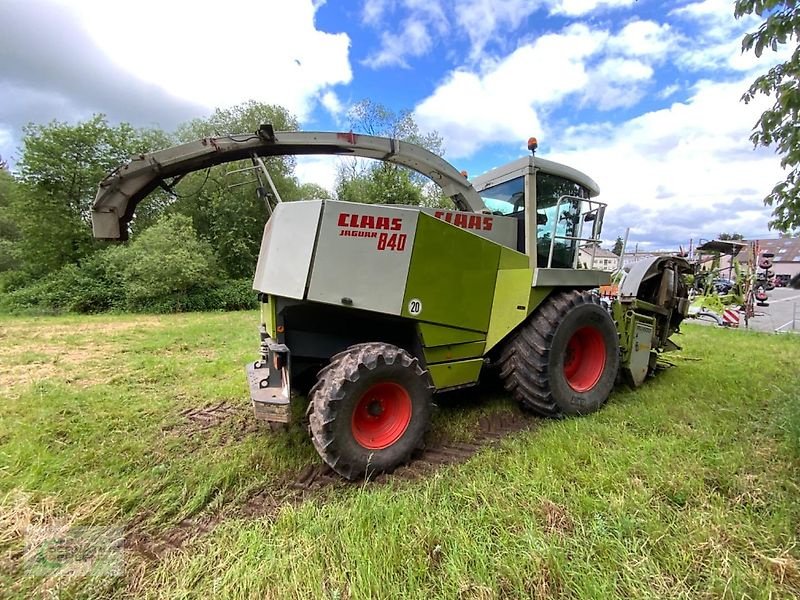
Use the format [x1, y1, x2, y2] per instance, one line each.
[563, 326, 606, 392]
[351, 382, 412, 449]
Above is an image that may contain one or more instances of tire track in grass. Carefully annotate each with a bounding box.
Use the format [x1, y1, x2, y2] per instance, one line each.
[126, 409, 537, 561]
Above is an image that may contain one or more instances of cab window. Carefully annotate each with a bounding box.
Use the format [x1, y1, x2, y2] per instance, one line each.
[536, 173, 589, 269]
[479, 177, 524, 216]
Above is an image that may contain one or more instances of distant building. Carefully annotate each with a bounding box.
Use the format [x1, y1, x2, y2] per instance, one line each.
[736, 237, 800, 278]
[625, 237, 800, 280]
[621, 250, 682, 268]
[579, 245, 620, 271]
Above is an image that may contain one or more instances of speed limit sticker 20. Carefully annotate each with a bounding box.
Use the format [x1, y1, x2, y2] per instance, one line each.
[408, 298, 422, 316]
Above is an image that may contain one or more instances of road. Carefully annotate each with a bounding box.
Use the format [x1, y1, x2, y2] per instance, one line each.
[747, 286, 800, 333]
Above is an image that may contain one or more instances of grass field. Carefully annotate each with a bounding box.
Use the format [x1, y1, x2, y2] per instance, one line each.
[1, 312, 798, 599]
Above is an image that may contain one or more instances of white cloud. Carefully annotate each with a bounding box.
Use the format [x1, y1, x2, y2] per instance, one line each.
[549, 0, 635, 17]
[549, 77, 783, 246]
[454, 0, 542, 60]
[320, 91, 344, 117]
[362, 0, 391, 25]
[58, 0, 352, 120]
[658, 83, 681, 99]
[295, 155, 340, 192]
[588, 58, 653, 110]
[669, 0, 791, 77]
[416, 24, 610, 156]
[0, 126, 13, 164]
[362, 0, 640, 69]
[670, 0, 751, 39]
[607, 20, 675, 60]
[414, 23, 677, 157]
[363, 18, 434, 68]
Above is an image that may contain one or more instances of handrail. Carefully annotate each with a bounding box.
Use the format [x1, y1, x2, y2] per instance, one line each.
[545, 195, 607, 268]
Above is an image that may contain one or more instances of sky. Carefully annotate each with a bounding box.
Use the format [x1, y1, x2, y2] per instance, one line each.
[0, 0, 791, 250]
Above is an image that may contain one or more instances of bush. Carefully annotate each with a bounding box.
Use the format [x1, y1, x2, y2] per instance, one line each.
[0, 215, 258, 314]
[0, 250, 123, 314]
[126, 278, 257, 313]
[106, 214, 219, 310]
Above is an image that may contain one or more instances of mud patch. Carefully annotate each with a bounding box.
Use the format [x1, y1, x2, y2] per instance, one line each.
[166, 401, 260, 441]
[539, 499, 574, 535]
[129, 409, 537, 562]
[291, 410, 535, 490]
[125, 515, 222, 562]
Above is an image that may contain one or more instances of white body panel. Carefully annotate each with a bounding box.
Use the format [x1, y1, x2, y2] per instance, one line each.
[252, 201, 322, 298]
[307, 201, 419, 315]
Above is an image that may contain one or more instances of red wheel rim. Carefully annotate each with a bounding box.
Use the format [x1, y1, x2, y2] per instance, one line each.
[351, 382, 412, 450]
[563, 326, 607, 392]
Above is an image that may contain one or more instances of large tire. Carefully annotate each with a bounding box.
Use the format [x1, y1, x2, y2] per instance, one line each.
[499, 290, 619, 417]
[308, 343, 433, 480]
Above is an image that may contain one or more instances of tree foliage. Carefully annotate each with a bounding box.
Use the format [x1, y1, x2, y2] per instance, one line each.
[718, 232, 745, 240]
[106, 214, 219, 310]
[737, 0, 800, 231]
[10, 115, 170, 276]
[170, 101, 302, 277]
[612, 236, 624, 256]
[335, 100, 447, 207]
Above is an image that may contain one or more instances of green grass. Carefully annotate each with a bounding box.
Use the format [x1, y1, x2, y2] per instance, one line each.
[1, 314, 798, 598]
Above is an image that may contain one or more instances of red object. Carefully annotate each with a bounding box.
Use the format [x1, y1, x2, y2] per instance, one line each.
[722, 309, 740, 327]
[351, 382, 412, 449]
[563, 326, 606, 392]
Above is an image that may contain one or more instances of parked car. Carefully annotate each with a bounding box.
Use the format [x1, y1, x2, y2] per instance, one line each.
[775, 274, 791, 288]
[712, 278, 735, 294]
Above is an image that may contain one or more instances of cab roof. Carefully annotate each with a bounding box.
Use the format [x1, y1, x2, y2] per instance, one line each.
[471, 156, 600, 198]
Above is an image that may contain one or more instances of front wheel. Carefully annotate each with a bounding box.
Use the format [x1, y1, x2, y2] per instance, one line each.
[308, 343, 433, 480]
[499, 290, 620, 417]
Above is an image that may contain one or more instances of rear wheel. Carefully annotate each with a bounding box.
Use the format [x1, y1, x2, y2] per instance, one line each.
[308, 343, 433, 480]
[499, 290, 619, 417]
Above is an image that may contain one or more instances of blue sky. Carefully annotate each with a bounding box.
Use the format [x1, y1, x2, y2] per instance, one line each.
[0, 0, 791, 249]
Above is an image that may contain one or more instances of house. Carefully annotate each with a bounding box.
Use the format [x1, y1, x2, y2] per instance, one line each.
[736, 237, 800, 278]
[579, 245, 620, 271]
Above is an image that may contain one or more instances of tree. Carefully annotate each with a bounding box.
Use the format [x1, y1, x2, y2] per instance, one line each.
[171, 101, 302, 278]
[335, 100, 447, 207]
[0, 169, 21, 274]
[106, 214, 219, 310]
[9, 115, 170, 276]
[297, 182, 332, 199]
[737, 1, 800, 231]
[718, 232, 745, 240]
[612, 235, 624, 256]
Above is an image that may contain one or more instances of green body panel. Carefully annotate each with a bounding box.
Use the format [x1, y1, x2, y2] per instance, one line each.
[527, 287, 553, 313]
[498, 246, 529, 269]
[484, 248, 563, 353]
[484, 266, 533, 352]
[424, 341, 486, 364]
[613, 299, 656, 372]
[261, 295, 278, 338]
[427, 358, 484, 389]
[417, 322, 485, 346]
[402, 213, 500, 331]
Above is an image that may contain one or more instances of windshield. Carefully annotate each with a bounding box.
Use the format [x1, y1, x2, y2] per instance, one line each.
[536, 172, 590, 268]
[479, 177, 524, 216]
